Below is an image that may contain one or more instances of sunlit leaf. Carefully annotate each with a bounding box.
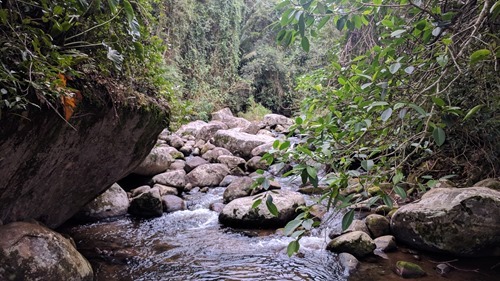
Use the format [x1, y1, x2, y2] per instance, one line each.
[389, 62, 401, 74]
[251, 198, 262, 209]
[463, 104, 484, 121]
[284, 219, 302, 235]
[470, 49, 491, 64]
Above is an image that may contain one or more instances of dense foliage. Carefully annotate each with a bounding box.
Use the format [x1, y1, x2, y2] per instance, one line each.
[0, 0, 172, 120]
[258, 0, 500, 255]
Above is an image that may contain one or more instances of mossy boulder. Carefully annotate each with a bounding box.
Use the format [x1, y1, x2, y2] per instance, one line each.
[74, 183, 129, 222]
[391, 187, 500, 257]
[394, 261, 426, 278]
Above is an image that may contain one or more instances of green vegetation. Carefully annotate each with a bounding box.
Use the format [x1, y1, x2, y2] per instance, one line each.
[260, 0, 499, 255]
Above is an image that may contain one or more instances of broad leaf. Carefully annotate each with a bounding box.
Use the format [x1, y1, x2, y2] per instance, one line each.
[381, 108, 393, 122]
[287, 240, 300, 256]
[341, 209, 355, 231]
[394, 185, 407, 200]
[284, 219, 302, 236]
[389, 62, 401, 74]
[432, 127, 446, 146]
[470, 49, 491, 64]
[266, 195, 279, 217]
[301, 36, 310, 52]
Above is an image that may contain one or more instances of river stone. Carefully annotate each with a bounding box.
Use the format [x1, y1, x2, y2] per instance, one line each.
[128, 188, 163, 218]
[394, 261, 426, 278]
[154, 184, 179, 196]
[186, 164, 230, 187]
[184, 156, 209, 173]
[157, 128, 170, 141]
[474, 178, 500, 191]
[166, 134, 185, 149]
[132, 146, 174, 176]
[242, 121, 261, 135]
[329, 219, 370, 239]
[246, 156, 269, 171]
[219, 190, 306, 228]
[211, 108, 251, 129]
[169, 159, 186, 171]
[263, 114, 294, 128]
[161, 195, 186, 213]
[195, 121, 228, 141]
[327, 231, 376, 258]
[251, 142, 274, 157]
[161, 146, 184, 160]
[223, 176, 255, 203]
[130, 185, 151, 197]
[374, 235, 397, 252]
[218, 155, 246, 170]
[338, 252, 359, 274]
[365, 214, 390, 238]
[202, 147, 233, 162]
[0, 221, 93, 281]
[220, 175, 239, 187]
[152, 170, 186, 188]
[176, 120, 207, 136]
[75, 183, 129, 221]
[213, 129, 275, 159]
[391, 187, 500, 257]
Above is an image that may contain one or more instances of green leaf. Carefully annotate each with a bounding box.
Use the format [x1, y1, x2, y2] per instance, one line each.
[408, 103, 427, 116]
[391, 29, 406, 37]
[107, 0, 119, 14]
[284, 219, 302, 236]
[341, 209, 355, 231]
[298, 14, 305, 36]
[266, 195, 279, 217]
[382, 194, 393, 208]
[404, 66, 415, 74]
[463, 104, 484, 121]
[432, 127, 446, 146]
[302, 219, 314, 230]
[361, 160, 374, 171]
[251, 198, 262, 209]
[281, 8, 295, 26]
[389, 62, 401, 74]
[287, 240, 300, 256]
[381, 108, 393, 122]
[279, 141, 291, 150]
[431, 97, 445, 107]
[393, 170, 404, 184]
[470, 49, 491, 64]
[394, 185, 407, 200]
[436, 54, 448, 67]
[301, 36, 310, 52]
[317, 16, 331, 30]
[306, 166, 317, 179]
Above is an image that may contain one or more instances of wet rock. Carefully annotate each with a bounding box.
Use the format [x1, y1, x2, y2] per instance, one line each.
[202, 147, 233, 162]
[218, 155, 246, 170]
[0, 221, 93, 281]
[213, 129, 275, 158]
[391, 187, 500, 257]
[394, 261, 426, 278]
[246, 156, 269, 171]
[186, 164, 230, 187]
[436, 263, 452, 276]
[132, 146, 174, 176]
[474, 178, 500, 191]
[365, 214, 391, 238]
[210, 202, 225, 213]
[223, 176, 255, 203]
[326, 231, 376, 258]
[374, 235, 397, 252]
[338, 252, 359, 274]
[195, 121, 228, 141]
[152, 170, 186, 189]
[128, 188, 163, 218]
[75, 183, 129, 221]
[154, 184, 179, 196]
[219, 190, 306, 228]
[161, 195, 186, 213]
[184, 156, 209, 173]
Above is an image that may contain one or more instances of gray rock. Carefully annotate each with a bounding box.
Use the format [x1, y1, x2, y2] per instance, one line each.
[195, 121, 228, 141]
[365, 214, 391, 238]
[219, 190, 306, 228]
[179, 144, 193, 156]
[242, 121, 262, 135]
[176, 120, 207, 137]
[186, 164, 230, 187]
[338, 252, 359, 274]
[345, 219, 371, 235]
[153, 170, 186, 188]
[251, 142, 274, 157]
[157, 128, 170, 141]
[161, 195, 186, 213]
[128, 188, 163, 218]
[132, 146, 174, 176]
[75, 183, 129, 221]
[218, 155, 246, 169]
[263, 113, 294, 127]
[202, 147, 233, 162]
[220, 175, 239, 187]
[374, 235, 397, 252]
[130, 185, 151, 197]
[154, 184, 179, 196]
[210, 202, 225, 213]
[184, 156, 209, 173]
[0, 221, 93, 281]
[214, 129, 275, 158]
[166, 134, 185, 149]
[200, 142, 216, 155]
[391, 187, 500, 257]
[162, 146, 185, 160]
[223, 177, 255, 203]
[169, 159, 186, 170]
[474, 178, 500, 191]
[326, 231, 376, 258]
[246, 156, 269, 171]
[211, 108, 251, 129]
[257, 129, 274, 137]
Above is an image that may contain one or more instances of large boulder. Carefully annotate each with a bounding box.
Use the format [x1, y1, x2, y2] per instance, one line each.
[365, 214, 390, 238]
[326, 231, 376, 258]
[176, 120, 207, 136]
[0, 94, 167, 228]
[262, 114, 294, 128]
[391, 187, 500, 257]
[211, 108, 251, 129]
[186, 164, 230, 187]
[223, 176, 255, 203]
[161, 195, 186, 213]
[0, 221, 93, 281]
[202, 147, 233, 162]
[213, 129, 275, 158]
[132, 146, 174, 176]
[219, 190, 305, 228]
[74, 183, 129, 222]
[128, 188, 163, 218]
[195, 121, 228, 141]
[184, 156, 209, 173]
[152, 170, 186, 188]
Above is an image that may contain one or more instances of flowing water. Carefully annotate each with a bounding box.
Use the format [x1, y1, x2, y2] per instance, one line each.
[61, 186, 347, 281]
